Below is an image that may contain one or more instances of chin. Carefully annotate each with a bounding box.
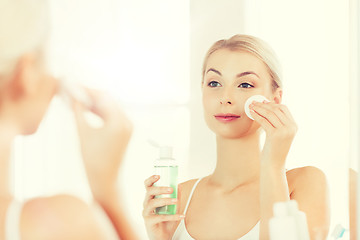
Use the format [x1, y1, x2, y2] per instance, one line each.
[207, 120, 260, 140]
[21, 120, 42, 135]
[22, 126, 39, 135]
[216, 129, 252, 139]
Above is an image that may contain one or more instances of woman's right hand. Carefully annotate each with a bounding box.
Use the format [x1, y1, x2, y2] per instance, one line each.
[143, 175, 184, 240]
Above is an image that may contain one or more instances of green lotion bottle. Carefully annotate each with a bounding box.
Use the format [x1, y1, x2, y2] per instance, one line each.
[154, 146, 178, 215]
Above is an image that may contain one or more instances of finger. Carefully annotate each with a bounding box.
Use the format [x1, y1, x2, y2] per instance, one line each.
[278, 104, 296, 123]
[143, 198, 178, 216]
[250, 109, 274, 131]
[83, 88, 124, 123]
[144, 175, 160, 189]
[147, 186, 173, 197]
[143, 186, 174, 207]
[250, 103, 283, 128]
[149, 198, 178, 212]
[262, 102, 296, 127]
[72, 100, 91, 133]
[145, 214, 185, 225]
[253, 102, 287, 126]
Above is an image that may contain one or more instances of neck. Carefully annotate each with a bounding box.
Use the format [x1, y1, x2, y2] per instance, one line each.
[210, 131, 262, 191]
[0, 121, 17, 199]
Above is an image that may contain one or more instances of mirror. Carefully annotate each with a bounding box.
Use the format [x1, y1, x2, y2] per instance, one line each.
[9, 0, 352, 239]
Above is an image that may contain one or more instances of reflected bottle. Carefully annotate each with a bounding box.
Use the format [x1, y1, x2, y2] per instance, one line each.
[154, 146, 178, 215]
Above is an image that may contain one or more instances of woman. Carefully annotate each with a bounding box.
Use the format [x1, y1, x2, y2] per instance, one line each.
[0, 0, 137, 239]
[143, 34, 330, 239]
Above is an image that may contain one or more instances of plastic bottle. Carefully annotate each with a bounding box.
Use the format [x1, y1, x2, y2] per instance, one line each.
[288, 200, 310, 240]
[269, 200, 311, 240]
[153, 146, 178, 215]
[269, 201, 299, 240]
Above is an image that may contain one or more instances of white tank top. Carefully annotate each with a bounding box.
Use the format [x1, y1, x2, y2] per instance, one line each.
[172, 178, 260, 240]
[5, 200, 23, 240]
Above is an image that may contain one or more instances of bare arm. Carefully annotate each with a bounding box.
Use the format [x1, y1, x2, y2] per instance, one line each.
[250, 101, 296, 239]
[96, 190, 139, 240]
[21, 195, 106, 240]
[72, 89, 138, 240]
[251, 101, 330, 239]
[289, 167, 330, 239]
[259, 161, 290, 239]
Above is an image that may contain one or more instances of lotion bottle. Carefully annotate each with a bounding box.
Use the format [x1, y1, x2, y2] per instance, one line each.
[153, 146, 178, 215]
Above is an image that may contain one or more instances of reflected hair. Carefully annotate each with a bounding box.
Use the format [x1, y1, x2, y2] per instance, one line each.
[202, 34, 282, 91]
[0, 0, 49, 80]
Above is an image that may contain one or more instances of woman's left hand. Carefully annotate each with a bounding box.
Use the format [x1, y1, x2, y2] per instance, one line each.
[73, 89, 133, 200]
[249, 100, 297, 168]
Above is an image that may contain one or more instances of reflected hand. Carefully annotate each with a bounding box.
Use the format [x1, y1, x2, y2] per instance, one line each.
[143, 175, 184, 240]
[72, 89, 133, 200]
[249, 101, 297, 168]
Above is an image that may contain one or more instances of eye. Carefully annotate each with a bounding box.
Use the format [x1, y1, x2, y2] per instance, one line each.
[208, 81, 222, 88]
[239, 82, 254, 88]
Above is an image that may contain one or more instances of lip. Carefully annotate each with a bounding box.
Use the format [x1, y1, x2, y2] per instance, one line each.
[214, 113, 240, 123]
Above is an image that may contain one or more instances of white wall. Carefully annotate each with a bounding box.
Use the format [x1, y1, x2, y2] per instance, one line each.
[188, 0, 246, 178]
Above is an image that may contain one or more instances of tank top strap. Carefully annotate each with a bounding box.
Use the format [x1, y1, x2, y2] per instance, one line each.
[5, 200, 23, 240]
[183, 177, 203, 215]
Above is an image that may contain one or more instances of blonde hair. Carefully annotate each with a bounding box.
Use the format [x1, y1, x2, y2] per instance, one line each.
[202, 34, 282, 91]
[0, 0, 49, 78]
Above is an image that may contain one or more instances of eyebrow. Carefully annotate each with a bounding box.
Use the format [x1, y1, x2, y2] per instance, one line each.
[237, 71, 260, 79]
[206, 68, 222, 76]
[206, 68, 260, 79]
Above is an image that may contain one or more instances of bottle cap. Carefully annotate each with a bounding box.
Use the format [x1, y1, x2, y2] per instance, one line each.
[159, 146, 173, 159]
[273, 201, 289, 217]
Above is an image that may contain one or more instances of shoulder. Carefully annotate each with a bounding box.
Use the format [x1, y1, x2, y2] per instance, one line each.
[286, 166, 330, 238]
[286, 166, 328, 193]
[21, 194, 105, 240]
[179, 178, 200, 193]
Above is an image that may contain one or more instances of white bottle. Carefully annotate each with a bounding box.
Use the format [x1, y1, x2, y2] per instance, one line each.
[288, 200, 310, 240]
[269, 201, 299, 240]
[153, 146, 178, 215]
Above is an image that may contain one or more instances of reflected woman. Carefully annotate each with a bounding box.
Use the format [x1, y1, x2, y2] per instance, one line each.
[0, 0, 137, 239]
[143, 34, 330, 239]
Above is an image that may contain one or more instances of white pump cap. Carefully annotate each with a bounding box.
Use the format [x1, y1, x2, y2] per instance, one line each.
[273, 201, 289, 217]
[159, 146, 173, 159]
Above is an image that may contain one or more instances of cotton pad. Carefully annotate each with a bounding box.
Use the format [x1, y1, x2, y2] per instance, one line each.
[59, 79, 93, 109]
[244, 95, 270, 120]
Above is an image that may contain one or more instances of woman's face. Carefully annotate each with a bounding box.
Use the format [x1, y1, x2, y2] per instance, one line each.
[0, 55, 58, 135]
[23, 68, 57, 135]
[202, 49, 277, 139]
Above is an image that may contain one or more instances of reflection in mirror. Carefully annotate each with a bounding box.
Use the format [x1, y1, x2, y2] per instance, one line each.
[5, 0, 353, 239]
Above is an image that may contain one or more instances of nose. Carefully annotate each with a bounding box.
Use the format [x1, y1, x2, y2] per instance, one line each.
[220, 88, 234, 105]
[220, 100, 232, 105]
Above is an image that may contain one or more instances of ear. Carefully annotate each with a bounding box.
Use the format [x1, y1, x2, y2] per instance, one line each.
[273, 88, 282, 104]
[9, 53, 40, 100]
